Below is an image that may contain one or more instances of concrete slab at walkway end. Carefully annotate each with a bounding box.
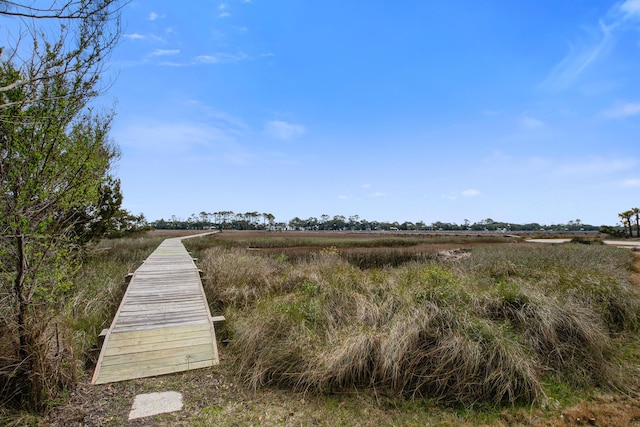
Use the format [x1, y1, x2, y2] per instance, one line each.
[128, 391, 183, 420]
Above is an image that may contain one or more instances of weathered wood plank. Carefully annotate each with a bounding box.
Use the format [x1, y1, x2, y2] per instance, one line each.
[105, 337, 214, 356]
[105, 331, 211, 356]
[107, 323, 211, 342]
[111, 319, 210, 333]
[100, 344, 215, 367]
[114, 317, 205, 328]
[95, 359, 214, 384]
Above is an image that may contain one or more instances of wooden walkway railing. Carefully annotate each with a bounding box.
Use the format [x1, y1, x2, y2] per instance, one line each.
[92, 235, 220, 384]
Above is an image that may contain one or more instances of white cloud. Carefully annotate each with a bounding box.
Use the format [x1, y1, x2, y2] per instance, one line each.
[195, 55, 219, 64]
[621, 0, 640, 19]
[149, 49, 180, 57]
[115, 119, 255, 166]
[370, 192, 385, 198]
[218, 3, 230, 17]
[602, 100, 640, 119]
[117, 121, 235, 152]
[264, 120, 306, 141]
[190, 104, 249, 131]
[622, 178, 640, 187]
[148, 12, 162, 21]
[541, 23, 613, 91]
[123, 33, 145, 40]
[539, 0, 640, 91]
[136, 51, 248, 68]
[443, 189, 481, 200]
[195, 52, 248, 64]
[461, 189, 481, 197]
[157, 61, 189, 67]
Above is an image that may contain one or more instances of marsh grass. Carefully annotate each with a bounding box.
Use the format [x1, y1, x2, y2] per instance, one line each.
[189, 236, 640, 407]
[203, 231, 514, 249]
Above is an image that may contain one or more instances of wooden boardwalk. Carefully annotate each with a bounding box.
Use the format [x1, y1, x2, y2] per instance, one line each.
[92, 235, 219, 384]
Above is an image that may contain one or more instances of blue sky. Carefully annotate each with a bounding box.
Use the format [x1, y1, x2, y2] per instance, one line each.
[107, 0, 640, 226]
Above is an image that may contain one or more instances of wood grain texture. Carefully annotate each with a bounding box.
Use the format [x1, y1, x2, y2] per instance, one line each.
[92, 235, 220, 384]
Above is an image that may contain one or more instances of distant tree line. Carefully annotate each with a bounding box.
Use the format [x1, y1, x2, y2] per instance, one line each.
[153, 211, 279, 230]
[151, 212, 603, 233]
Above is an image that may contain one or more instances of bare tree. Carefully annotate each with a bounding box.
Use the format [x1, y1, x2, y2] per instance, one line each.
[0, 0, 120, 19]
[1, 0, 124, 109]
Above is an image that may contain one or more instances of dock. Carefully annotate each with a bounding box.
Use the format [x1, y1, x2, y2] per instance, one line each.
[92, 236, 219, 384]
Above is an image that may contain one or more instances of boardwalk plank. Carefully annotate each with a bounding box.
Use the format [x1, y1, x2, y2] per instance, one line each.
[100, 344, 214, 367]
[107, 323, 211, 343]
[104, 336, 212, 356]
[95, 359, 214, 384]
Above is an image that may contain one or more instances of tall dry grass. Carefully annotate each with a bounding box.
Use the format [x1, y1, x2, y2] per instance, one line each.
[193, 240, 640, 406]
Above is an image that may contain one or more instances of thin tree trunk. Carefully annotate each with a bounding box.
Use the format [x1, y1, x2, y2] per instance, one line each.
[14, 234, 28, 362]
[13, 233, 34, 406]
